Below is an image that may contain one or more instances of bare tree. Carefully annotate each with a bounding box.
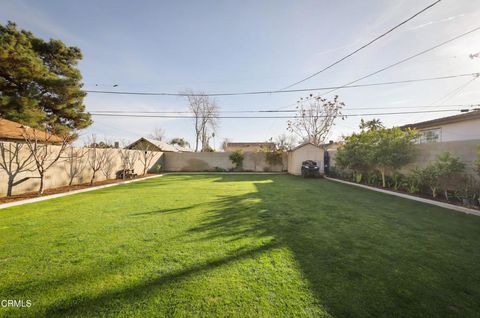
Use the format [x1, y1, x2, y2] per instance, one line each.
[273, 134, 298, 151]
[287, 95, 343, 146]
[221, 138, 230, 152]
[100, 148, 116, 179]
[86, 135, 109, 185]
[0, 142, 35, 196]
[64, 145, 88, 186]
[149, 127, 165, 141]
[118, 144, 140, 179]
[22, 127, 70, 194]
[184, 90, 219, 152]
[138, 144, 157, 175]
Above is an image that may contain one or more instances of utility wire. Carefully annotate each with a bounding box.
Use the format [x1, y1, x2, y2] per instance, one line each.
[278, 0, 443, 90]
[318, 25, 480, 97]
[89, 109, 470, 119]
[89, 102, 479, 114]
[84, 72, 478, 97]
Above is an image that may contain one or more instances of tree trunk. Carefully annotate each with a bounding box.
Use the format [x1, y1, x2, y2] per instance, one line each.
[7, 175, 14, 197]
[38, 173, 45, 194]
[90, 171, 96, 186]
[431, 187, 437, 198]
[69, 176, 74, 186]
[381, 168, 386, 188]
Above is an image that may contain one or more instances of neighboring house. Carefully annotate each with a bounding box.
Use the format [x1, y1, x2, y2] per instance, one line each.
[287, 142, 324, 175]
[225, 142, 275, 152]
[401, 109, 480, 143]
[125, 137, 192, 152]
[0, 118, 63, 144]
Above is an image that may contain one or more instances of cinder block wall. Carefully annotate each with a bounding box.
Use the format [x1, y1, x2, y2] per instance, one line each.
[0, 142, 164, 196]
[163, 151, 287, 172]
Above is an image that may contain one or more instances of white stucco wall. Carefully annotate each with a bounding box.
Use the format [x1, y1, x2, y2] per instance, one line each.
[287, 144, 324, 176]
[420, 119, 480, 142]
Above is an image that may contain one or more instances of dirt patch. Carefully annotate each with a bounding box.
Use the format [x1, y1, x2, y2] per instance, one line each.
[0, 175, 156, 204]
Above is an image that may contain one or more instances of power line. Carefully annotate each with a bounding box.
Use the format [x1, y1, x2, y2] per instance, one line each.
[84, 72, 478, 97]
[89, 109, 471, 119]
[318, 25, 480, 97]
[278, 0, 443, 91]
[89, 102, 479, 114]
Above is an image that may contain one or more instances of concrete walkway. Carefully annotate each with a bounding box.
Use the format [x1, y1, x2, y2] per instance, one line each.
[326, 177, 480, 216]
[0, 174, 163, 210]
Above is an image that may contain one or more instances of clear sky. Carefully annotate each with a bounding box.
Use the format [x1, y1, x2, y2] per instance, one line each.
[1, 0, 480, 147]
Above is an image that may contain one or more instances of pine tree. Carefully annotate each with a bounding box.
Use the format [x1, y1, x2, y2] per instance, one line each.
[0, 21, 92, 134]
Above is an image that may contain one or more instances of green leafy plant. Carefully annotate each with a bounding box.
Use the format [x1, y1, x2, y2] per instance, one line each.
[336, 122, 416, 187]
[265, 150, 283, 167]
[415, 152, 465, 199]
[406, 173, 420, 194]
[229, 150, 244, 170]
[392, 172, 405, 190]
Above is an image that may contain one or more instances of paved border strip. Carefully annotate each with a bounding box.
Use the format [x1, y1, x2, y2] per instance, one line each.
[326, 177, 480, 216]
[0, 174, 164, 210]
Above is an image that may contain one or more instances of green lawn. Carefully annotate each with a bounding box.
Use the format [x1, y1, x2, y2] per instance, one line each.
[1, 174, 479, 317]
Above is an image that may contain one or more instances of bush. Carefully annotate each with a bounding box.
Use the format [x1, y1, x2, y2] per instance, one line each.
[229, 150, 244, 170]
[414, 152, 465, 199]
[265, 151, 283, 167]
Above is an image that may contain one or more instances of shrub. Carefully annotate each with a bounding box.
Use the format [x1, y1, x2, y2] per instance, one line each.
[415, 152, 465, 199]
[229, 150, 244, 170]
[391, 172, 405, 190]
[406, 173, 420, 194]
[265, 151, 283, 167]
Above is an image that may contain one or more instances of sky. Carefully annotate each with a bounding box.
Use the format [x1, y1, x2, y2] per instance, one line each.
[1, 0, 480, 148]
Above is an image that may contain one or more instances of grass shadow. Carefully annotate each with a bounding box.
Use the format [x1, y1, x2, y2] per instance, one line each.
[189, 174, 480, 317]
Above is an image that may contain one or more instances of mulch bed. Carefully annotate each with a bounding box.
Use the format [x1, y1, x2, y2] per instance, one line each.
[0, 174, 155, 204]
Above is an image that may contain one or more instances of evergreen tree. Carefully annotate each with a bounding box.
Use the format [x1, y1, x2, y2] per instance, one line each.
[0, 21, 91, 135]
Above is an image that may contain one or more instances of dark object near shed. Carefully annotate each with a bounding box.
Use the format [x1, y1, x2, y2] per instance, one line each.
[301, 160, 320, 178]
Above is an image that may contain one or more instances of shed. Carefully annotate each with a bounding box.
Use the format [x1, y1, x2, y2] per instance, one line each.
[287, 142, 324, 176]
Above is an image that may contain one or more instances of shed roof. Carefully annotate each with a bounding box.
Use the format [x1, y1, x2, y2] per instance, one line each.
[289, 142, 322, 152]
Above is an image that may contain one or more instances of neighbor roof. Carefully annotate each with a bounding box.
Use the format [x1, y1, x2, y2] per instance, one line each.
[126, 137, 179, 152]
[226, 142, 275, 147]
[401, 109, 480, 130]
[172, 144, 193, 152]
[0, 118, 63, 143]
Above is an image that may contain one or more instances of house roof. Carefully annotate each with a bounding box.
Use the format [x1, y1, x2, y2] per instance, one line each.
[126, 137, 183, 152]
[172, 144, 193, 152]
[401, 109, 480, 130]
[289, 142, 322, 152]
[0, 118, 63, 143]
[226, 142, 275, 147]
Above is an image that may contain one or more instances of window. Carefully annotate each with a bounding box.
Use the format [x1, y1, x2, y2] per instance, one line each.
[416, 128, 441, 144]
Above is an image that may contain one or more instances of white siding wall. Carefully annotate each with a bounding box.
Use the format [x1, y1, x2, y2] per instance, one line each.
[287, 144, 324, 176]
[419, 119, 480, 142]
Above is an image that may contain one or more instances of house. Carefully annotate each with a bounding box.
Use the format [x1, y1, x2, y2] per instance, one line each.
[225, 142, 275, 152]
[0, 118, 63, 144]
[287, 142, 324, 175]
[401, 109, 480, 143]
[125, 137, 192, 152]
